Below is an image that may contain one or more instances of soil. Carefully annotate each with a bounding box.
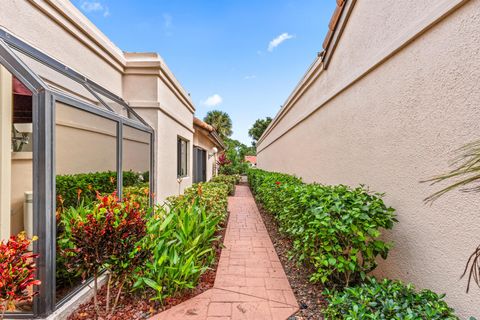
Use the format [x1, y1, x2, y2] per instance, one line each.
[254, 197, 327, 320]
[67, 213, 228, 320]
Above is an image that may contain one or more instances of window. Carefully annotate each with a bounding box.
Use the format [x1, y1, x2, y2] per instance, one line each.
[177, 137, 188, 177]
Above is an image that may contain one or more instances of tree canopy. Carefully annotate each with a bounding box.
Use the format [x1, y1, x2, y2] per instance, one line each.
[248, 117, 272, 146]
[203, 110, 233, 140]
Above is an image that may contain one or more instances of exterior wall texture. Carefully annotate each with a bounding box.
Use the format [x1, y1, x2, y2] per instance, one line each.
[257, 0, 480, 317]
[0, 0, 197, 204]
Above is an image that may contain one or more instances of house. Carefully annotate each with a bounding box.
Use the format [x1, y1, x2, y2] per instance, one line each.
[256, 0, 480, 317]
[192, 117, 225, 183]
[0, 1, 222, 317]
[244, 155, 257, 166]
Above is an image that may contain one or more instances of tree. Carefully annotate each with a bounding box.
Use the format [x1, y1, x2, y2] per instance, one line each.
[203, 110, 233, 140]
[248, 117, 272, 146]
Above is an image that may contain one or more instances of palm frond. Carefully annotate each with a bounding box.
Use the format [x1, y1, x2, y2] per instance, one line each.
[422, 139, 480, 293]
[422, 140, 480, 203]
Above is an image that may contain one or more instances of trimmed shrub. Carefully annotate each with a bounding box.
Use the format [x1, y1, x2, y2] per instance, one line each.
[210, 174, 237, 195]
[167, 182, 229, 218]
[247, 169, 396, 288]
[323, 277, 459, 319]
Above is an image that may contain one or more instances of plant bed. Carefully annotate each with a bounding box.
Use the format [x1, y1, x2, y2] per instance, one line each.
[67, 213, 228, 320]
[255, 200, 326, 320]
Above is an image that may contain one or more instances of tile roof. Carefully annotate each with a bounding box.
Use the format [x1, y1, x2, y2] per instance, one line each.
[323, 0, 346, 51]
[244, 156, 257, 164]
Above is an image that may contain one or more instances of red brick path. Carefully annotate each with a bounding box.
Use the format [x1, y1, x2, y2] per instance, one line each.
[150, 184, 298, 319]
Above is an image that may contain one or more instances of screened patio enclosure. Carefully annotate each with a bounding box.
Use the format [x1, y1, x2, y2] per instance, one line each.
[0, 29, 154, 318]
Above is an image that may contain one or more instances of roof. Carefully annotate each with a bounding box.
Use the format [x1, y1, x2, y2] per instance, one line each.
[244, 156, 257, 164]
[193, 117, 215, 132]
[322, 0, 346, 51]
[193, 117, 226, 150]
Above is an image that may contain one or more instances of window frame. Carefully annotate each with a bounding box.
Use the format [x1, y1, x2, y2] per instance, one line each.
[0, 29, 155, 318]
[177, 136, 189, 178]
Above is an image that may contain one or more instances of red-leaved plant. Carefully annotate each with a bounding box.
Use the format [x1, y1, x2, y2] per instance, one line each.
[66, 192, 147, 317]
[0, 232, 40, 319]
[216, 152, 231, 167]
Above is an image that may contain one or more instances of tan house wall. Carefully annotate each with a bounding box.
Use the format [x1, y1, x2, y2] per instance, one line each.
[257, 0, 480, 317]
[0, 0, 197, 205]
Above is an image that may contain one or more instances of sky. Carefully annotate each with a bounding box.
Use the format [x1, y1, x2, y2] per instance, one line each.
[73, 0, 336, 145]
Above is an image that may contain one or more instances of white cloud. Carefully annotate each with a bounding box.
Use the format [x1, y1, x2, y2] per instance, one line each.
[244, 75, 256, 80]
[80, 1, 109, 17]
[268, 33, 294, 52]
[202, 94, 223, 107]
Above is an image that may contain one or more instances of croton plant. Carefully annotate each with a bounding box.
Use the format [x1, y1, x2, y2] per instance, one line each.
[0, 232, 40, 318]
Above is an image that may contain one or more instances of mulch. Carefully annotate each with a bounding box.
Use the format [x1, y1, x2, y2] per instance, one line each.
[67, 213, 228, 320]
[255, 198, 327, 320]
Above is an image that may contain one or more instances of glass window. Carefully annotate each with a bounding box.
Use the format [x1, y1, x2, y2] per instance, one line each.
[55, 102, 118, 303]
[122, 125, 151, 203]
[0, 66, 34, 314]
[177, 137, 188, 177]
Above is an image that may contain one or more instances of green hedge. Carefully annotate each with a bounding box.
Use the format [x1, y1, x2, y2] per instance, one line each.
[210, 174, 238, 195]
[247, 169, 396, 288]
[323, 277, 459, 319]
[56, 170, 148, 209]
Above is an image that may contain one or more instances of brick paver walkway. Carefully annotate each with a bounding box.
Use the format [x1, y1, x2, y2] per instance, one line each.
[151, 184, 298, 320]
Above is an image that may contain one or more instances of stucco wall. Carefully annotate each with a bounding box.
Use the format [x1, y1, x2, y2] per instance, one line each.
[0, 0, 124, 95]
[257, 0, 480, 317]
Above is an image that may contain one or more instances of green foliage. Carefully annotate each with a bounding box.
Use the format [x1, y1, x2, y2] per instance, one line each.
[210, 174, 238, 195]
[124, 183, 151, 208]
[56, 170, 147, 209]
[203, 110, 233, 140]
[323, 277, 459, 319]
[134, 200, 222, 302]
[168, 182, 229, 218]
[59, 193, 148, 316]
[218, 138, 255, 175]
[134, 180, 229, 302]
[248, 117, 272, 146]
[247, 169, 396, 288]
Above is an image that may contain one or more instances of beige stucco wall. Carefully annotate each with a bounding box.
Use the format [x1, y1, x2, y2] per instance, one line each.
[0, 0, 124, 95]
[257, 0, 480, 317]
[0, 1, 198, 205]
[123, 53, 196, 202]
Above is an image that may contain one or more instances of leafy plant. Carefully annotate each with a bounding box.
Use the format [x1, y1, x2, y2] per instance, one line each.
[323, 277, 458, 319]
[0, 232, 40, 318]
[63, 193, 147, 317]
[133, 180, 229, 302]
[124, 183, 151, 208]
[423, 140, 480, 293]
[248, 169, 396, 288]
[134, 199, 224, 302]
[210, 174, 238, 195]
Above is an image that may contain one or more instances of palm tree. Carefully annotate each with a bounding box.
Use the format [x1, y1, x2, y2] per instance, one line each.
[423, 140, 480, 292]
[203, 110, 233, 140]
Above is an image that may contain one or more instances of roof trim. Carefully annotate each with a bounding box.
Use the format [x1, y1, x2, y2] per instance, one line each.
[193, 117, 225, 150]
[321, 0, 357, 69]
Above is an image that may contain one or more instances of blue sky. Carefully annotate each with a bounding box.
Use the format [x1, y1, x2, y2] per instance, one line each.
[74, 0, 336, 144]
